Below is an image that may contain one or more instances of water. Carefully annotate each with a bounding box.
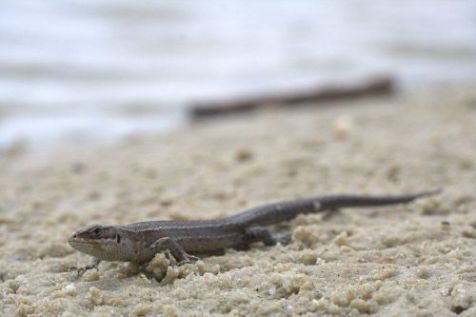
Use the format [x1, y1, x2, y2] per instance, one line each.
[1, 1, 476, 148]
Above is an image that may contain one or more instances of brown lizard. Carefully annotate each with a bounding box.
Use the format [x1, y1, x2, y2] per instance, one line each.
[69, 190, 440, 274]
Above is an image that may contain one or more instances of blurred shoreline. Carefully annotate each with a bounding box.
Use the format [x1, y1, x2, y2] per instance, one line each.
[1, 1, 476, 150]
[1, 79, 475, 157]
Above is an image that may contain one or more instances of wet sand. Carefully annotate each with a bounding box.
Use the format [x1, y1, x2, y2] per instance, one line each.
[1, 85, 476, 316]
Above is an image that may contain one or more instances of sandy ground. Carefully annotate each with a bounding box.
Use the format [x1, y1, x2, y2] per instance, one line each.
[1, 85, 476, 316]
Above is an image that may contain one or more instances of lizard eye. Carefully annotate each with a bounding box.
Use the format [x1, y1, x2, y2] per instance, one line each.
[92, 228, 101, 235]
[116, 234, 121, 243]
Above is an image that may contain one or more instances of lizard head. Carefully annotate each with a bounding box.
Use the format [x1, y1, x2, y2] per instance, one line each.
[68, 224, 133, 261]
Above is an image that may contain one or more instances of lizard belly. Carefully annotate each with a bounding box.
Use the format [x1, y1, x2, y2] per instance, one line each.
[177, 231, 246, 254]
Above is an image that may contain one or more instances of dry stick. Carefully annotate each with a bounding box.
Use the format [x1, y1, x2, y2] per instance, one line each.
[189, 76, 395, 119]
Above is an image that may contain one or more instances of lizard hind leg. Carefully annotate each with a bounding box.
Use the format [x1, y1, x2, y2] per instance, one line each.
[244, 226, 277, 246]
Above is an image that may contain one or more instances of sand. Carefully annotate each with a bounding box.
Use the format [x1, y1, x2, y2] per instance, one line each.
[1, 85, 476, 316]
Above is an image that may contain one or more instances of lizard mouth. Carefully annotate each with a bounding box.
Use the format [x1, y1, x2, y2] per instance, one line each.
[68, 236, 114, 244]
[68, 235, 126, 261]
[68, 238, 92, 244]
[68, 237, 109, 254]
[68, 233, 116, 249]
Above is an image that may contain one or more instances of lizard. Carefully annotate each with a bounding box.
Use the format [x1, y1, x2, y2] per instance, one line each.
[68, 189, 440, 275]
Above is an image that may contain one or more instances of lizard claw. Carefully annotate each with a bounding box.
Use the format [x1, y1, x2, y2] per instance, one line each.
[75, 267, 87, 279]
[68, 266, 88, 279]
[71, 258, 101, 279]
[177, 254, 200, 266]
[275, 233, 292, 245]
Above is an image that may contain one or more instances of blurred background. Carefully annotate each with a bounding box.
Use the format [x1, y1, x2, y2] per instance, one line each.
[1, 0, 475, 149]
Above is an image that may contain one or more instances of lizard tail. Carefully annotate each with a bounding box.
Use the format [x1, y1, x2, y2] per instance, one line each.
[316, 188, 442, 210]
[229, 189, 442, 227]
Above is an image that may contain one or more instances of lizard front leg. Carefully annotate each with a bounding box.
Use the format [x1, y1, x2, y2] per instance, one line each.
[150, 237, 199, 265]
[72, 257, 101, 278]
